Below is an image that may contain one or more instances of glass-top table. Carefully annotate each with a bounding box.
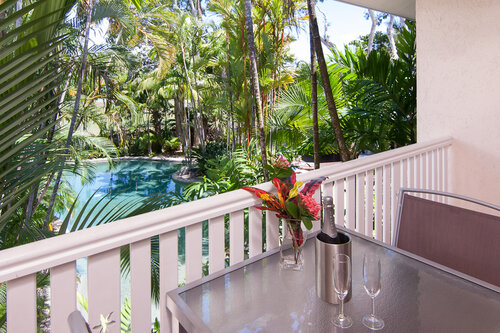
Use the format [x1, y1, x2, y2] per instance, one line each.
[167, 229, 500, 332]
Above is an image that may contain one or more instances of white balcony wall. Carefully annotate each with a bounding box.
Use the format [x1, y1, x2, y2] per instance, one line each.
[417, 0, 500, 208]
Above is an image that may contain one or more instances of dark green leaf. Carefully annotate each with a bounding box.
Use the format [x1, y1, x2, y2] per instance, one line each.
[285, 201, 299, 219]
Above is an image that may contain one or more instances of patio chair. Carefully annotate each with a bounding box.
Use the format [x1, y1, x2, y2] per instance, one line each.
[393, 188, 500, 287]
[68, 310, 92, 333]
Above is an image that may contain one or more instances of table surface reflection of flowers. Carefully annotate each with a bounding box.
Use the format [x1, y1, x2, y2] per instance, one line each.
[242, 156, 325, 259]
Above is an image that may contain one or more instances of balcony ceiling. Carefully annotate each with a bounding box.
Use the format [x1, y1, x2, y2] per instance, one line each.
[335, 0, 415, 20]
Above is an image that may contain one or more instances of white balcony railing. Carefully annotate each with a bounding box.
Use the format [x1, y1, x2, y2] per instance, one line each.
[0, 137, 452, 333]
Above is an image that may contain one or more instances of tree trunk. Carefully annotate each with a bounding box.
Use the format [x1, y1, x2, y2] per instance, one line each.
[387, 15, 399, 60]
[44, 2, 93, 228]
[309, 23, 320, 170]
[367, 9, 377, 54]
[147, 110, 152, 154]
[244, 0, 268, 180]
[306, 0, 350, 162]
[174, 94, 185, 152]
[180, 43, 205, 152]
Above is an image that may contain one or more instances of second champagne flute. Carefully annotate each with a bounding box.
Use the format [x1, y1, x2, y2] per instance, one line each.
[332, 253, 352, 328]
[362, 253, 385, 330]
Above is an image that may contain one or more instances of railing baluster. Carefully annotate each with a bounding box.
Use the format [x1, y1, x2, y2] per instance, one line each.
[420, 153, 426, 197]
[346, 176, 356, 230]
[356, 173, 365, 234]
[383, 165, 391, 243]
[7, 274, 36, 332]
[437, 148, 444, 201]
[311, 190, 322, 233]
[401, 158, 408, 188]
[391, 161, 401, 241]
[414, 155, 420, 192]
[443, 147, 448, 192]
[130, 238, 151, 332]
[209, 216, 225, 273]
[426, 151, 432, 198]
[88, 248, 121, 333]
[266, 213, 280, 251]
[249, 207, 263, 258]
[432, 149, 438, 200]
[160, 231, 178, 333]
[186, 223, 203, 283]
[334, 179, 345, 227]
[409, 156, 415, 188]
[230, 210, 244, 265]
[375, 167, 383, 241]
[50, 262, 76, 333]
[323, 181, 333, 198]
[365, 170, 374, 238]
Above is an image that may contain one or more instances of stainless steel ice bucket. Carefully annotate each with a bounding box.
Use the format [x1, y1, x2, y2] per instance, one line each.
[315, 232, 352, 304]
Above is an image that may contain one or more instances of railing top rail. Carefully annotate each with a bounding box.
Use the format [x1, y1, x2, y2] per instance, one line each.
[0, 137, 452, 282]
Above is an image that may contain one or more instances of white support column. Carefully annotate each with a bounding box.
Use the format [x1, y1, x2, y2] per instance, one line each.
[334, 179, 345, 228]
[249, 207, 263, 258]
[230, 210, 244, 265]
[209, 215, 225, 274]
[160, 231, 178, 333]
[51, 262, 77, 333]
[7, 274, 37, 332]
[356, 173, 365, 234]
[345, 176, 356, 231]
[88, 248, 121, 333]
[130, 239, 152, 332]
[185, 223, 203, 283]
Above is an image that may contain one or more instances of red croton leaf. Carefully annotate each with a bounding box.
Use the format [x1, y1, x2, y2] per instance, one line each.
[241, 186, 269, 199]
[300, 176, 326, 196]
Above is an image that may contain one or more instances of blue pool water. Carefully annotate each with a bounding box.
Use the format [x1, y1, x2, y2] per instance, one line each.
[63, 159, 185, 225]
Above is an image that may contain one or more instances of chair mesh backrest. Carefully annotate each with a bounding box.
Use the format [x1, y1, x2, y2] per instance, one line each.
[397, 194, 500, 287]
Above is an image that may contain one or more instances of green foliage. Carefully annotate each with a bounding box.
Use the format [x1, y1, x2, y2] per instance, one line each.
[192, 141, 227, 174]
[263, 163, 293, 179]
[163, 136, 180, 154]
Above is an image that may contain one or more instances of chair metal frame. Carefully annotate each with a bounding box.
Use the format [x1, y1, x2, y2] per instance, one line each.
[393, 187, 500, 246]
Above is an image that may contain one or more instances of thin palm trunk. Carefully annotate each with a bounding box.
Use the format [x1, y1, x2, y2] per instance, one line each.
[44, 2, 93, 228]
[367, 9, 377, 54]
[309, 24, 320, 170]
[307, 0, 350, 162]
[244, 0, 268, 180]
[180, 43, 205, 151]
[387, 15, 398, 60]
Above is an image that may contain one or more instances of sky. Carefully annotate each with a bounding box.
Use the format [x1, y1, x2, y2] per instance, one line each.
[289, 1, 388, 63]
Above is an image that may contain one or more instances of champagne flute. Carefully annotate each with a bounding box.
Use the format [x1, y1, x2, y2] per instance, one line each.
[332, 253, 352, 328]
[362, 254, 385, 330]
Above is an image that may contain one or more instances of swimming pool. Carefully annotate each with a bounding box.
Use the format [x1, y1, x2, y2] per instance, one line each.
[63, 159, 185, 225]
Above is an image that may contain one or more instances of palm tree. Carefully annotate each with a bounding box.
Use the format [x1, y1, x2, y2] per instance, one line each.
[309, 19, 320, 169]
[244, 0, 268, 180]
[306, 0, 350, 161]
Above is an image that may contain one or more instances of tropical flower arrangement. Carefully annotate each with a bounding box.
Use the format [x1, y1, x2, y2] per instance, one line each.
[242, 155, 325, 266]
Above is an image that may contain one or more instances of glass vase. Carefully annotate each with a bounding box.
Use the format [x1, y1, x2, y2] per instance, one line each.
[280, 219, 307, 271]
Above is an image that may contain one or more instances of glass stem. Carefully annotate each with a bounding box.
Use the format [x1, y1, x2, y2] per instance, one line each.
[371, 297, 375, 317]
[340, 298, 344, 318]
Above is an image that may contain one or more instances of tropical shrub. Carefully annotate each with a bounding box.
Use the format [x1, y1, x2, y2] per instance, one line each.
[163, 137, 180, 154]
